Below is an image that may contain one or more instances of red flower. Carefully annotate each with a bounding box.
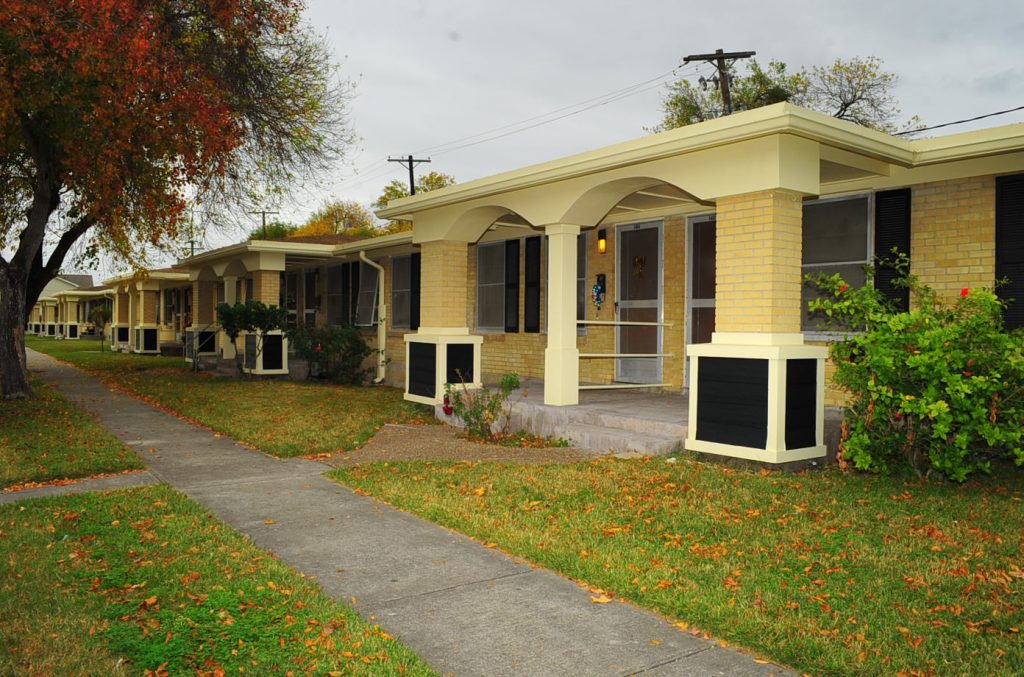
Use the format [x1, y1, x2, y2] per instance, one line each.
[963, 371, 973, 377]
[838, 284, 847, 293]
[961, 288, 970, 298]
[315, 343, 322, 353]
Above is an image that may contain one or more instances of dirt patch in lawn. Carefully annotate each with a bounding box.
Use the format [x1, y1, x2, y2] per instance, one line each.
[323, 423, 601, 467]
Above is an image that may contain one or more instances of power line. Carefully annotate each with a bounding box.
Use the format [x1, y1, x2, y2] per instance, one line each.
[894, 104, 1024, 136]
[335, 63, 700, 192]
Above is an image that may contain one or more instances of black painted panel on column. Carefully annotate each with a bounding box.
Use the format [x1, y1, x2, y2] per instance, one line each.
[696, 357, 768, 448]
[446, 343, 474, 384]
[408, 342, 437, 398]
[263, 334, 283, 370]
[785, 358, 817, 450]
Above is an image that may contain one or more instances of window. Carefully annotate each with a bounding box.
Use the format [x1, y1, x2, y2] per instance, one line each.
[391, 255, 420, 330]
[164, 289, 174, 325]
[801, 195, 871, 332]
[477, 242, 506, 330]
[355, 263, 379, 326]
[326, 262, 359, 326]
[997, 173, 1024, 329]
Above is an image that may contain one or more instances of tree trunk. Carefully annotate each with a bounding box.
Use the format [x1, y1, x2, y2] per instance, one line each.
[0, 270, 32, 399]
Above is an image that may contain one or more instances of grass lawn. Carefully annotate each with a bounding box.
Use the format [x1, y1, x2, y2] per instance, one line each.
[0, 380, 143, 489]
[332, 457, 1024, 676]
[0, 484, 435, 675]
[27, 336, 430, 457]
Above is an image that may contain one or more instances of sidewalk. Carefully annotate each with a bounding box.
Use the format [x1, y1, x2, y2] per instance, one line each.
[22, 349, 797, 677]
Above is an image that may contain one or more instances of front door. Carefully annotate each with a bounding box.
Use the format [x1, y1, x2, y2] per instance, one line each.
[616, 221, 663, 383]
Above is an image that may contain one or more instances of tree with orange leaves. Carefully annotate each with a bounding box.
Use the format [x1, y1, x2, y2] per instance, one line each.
[0, 0, 352, 398]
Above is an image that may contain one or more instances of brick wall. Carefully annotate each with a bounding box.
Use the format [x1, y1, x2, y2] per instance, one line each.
[911, 176, 996, 300]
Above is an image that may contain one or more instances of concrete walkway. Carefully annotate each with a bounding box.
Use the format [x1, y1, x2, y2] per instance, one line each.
[18, 349, 796, 677]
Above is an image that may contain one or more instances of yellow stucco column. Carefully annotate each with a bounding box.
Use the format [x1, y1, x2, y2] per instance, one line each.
[544, 223, 581, 406]
[418, 239, 469, 334]
[222, 276, 237, 359]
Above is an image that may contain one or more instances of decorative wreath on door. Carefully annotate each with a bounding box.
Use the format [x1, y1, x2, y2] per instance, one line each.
[632, 255, 646, 278]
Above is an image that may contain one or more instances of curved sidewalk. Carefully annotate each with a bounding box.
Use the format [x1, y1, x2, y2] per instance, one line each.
[22, 349, 797, 677]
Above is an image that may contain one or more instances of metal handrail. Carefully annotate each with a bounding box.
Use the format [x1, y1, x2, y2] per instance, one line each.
[577, 320, 673, 327]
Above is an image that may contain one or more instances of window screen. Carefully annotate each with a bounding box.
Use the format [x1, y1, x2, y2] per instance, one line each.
[801, 196, 870, 331]
[355, 262, 379, 327]
[392, 256, 412, 329]
[477, 243, 505, 330]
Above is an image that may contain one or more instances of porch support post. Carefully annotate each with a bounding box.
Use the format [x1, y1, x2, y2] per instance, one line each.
[251, 270, 279, 306]
[404, 238, 482, 405]
[686, 190, 826, 464]
[418, 239, 470, 334]
[543, 223, 580, 406]
[222, 276, 237, 359]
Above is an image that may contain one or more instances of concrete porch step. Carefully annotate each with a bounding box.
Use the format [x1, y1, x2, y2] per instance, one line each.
[559, 422, 683, 457]
[507, 398, 687, 456]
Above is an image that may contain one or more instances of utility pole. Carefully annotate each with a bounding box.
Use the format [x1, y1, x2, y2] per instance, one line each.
[388, 155, 431, 195]
[683, 49, 756, 115]
[250, 209, 279, 239]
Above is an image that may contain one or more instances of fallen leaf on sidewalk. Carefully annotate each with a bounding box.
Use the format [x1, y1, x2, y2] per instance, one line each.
[590, 594, 613, 604]
[263, 518, 277, 525]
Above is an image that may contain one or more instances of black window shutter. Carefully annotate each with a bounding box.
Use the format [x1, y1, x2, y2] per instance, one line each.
[996, 174, 1024, 330]
[504, 240, 520, 332]
[524, 236, 542, 333]
[410, 253, 421, 331]
[874, 188, 912, 311]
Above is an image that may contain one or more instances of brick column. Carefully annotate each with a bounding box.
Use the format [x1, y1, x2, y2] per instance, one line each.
[192, 280, 214, 325]
[715, 190, 803, 335]
[686, 189, 826, 465]
[418, 240, 469, 333]
[251, 270, 280, 306]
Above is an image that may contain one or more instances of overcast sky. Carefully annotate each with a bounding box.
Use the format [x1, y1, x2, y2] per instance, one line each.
[86, 0, 1024, 272]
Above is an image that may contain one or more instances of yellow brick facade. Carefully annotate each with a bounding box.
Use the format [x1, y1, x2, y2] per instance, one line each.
[911, 176, 996, 300]
[714, 190, 803, 333]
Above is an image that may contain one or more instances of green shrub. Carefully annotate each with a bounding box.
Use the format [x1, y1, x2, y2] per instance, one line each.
[808, 254, 1024, 481]
[444, 372, 521, 441]
[286, 324, 373, 384]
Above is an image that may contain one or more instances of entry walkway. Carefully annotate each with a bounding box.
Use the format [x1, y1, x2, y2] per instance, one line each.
[20, 349, 795, 677]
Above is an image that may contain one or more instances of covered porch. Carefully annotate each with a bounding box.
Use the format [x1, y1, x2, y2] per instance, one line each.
[378, 103, 916, 464]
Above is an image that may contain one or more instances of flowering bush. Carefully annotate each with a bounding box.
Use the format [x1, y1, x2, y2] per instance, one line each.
[444, 372, 521, 441]
[808, 255, 1024, 481]
[286, 324, 373, 384]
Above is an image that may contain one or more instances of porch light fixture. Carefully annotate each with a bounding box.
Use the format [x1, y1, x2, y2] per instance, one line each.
[597, 229, 607, 254]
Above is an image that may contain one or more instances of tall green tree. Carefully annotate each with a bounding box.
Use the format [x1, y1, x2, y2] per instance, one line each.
[801, 56, 921, 134]
[651, 60, 806, 131]
[291, 200, 377, 238]
[373, 171, 457, 210]
[0, 0, 352, 398]
[249, 221, 297, 241]
[653, 56, 920, 134]
[374, 171, 457, 231]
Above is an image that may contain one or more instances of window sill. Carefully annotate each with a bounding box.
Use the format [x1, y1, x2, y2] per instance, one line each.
[802, 330, 863, 343]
